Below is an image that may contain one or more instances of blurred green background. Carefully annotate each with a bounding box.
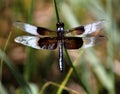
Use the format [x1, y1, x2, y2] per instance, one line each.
[0, 0, 120, 94]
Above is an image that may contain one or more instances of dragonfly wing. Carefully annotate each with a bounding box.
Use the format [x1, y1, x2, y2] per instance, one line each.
[15, 36, 58, 50]
[14, 21, 57, 36]
[64, 35, 106, 49]
[65, 20, 105, 37]
[15, 36, 41, 49]
[64, 37, 83, 49]
[82, 35, 107, 48]
[84, 20, 105, 35]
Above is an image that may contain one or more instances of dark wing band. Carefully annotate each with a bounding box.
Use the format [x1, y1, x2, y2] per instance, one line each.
[13, 21, 57, 36]
[38, 37, 58, 50]
[64, 37, 83, 49]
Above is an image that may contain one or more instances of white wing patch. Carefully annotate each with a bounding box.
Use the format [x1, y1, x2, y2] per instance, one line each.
[14, 21, 38, 35]
[82, 37, 95, 48]
[15, 36, 40, 49]
[83, 20, 105, 35]
[82, 35, 106, 48]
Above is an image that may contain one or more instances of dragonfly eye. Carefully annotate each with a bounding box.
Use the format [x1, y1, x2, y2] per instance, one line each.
[56, 22, 64, 28]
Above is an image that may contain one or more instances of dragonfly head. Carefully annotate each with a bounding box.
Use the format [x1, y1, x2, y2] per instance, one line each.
[56, 22, 64, 32]
[56, 22, 64, 27]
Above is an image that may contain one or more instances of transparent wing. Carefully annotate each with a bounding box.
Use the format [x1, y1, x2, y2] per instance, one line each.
[82, 35, 107, 48]
[65, 20, 105, 37]
[15, 36, 58, 50]
[13, 21, 57, 36]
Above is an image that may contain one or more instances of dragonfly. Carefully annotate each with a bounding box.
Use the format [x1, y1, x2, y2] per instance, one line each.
[14, 20, 106, 72]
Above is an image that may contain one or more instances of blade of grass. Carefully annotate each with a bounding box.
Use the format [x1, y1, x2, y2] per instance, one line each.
[0, 31, 12, 94]
[0, 49, 32, 94]
[39, 81, 80, 94]
[0, 82, 8, 94]
[57, 49, 89, 94]
[27, 0, 34, 23]
[61, 3, 79, 27]
[106, 0, 115, 94]
[85, 49, 114, 91]
[53, 0, 60, 22]
[24, 0, 35, 81]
